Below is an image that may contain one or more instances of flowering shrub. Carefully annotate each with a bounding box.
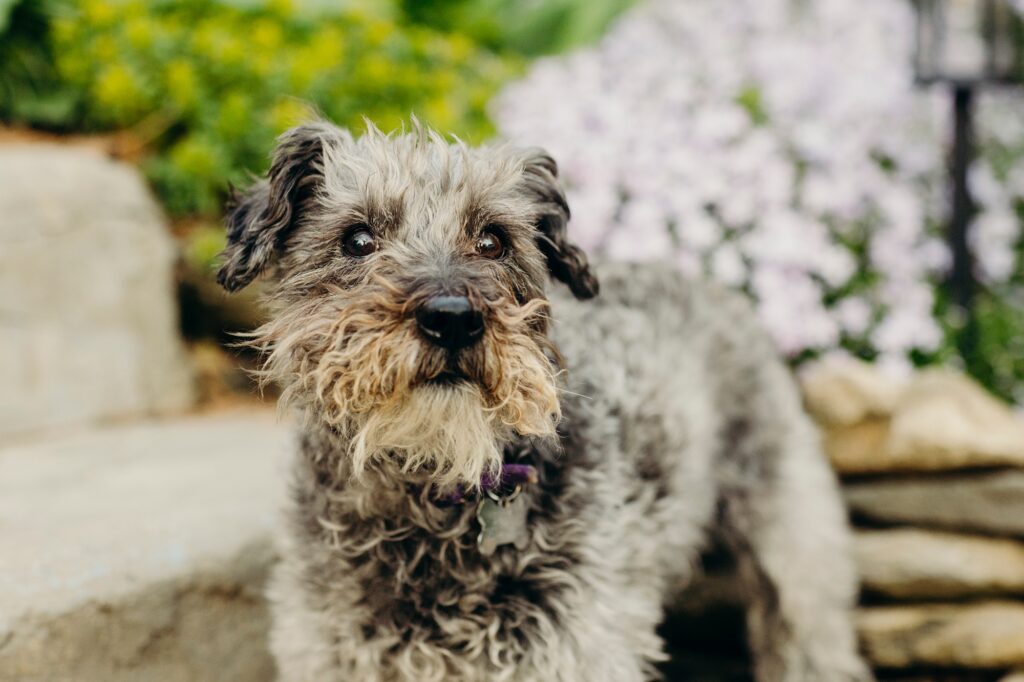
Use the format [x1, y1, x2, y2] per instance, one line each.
[496, 0, 1024, 401]
[20, 0, 513, 215]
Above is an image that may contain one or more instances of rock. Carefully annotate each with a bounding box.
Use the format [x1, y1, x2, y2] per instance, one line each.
[857, 601, 1024, 669]
[822, 419, 891, 475]
[845, 470, 1024, 537]
[886, 369, 1024, 471]
[800, 357, 902, 427]
[818, 368, 1024, 475]
[0, 144, 194, 439]
[854, 529, 1024, 599]
[0, 410, 288, 681]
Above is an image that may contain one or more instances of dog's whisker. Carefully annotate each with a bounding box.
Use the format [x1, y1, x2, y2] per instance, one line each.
[555, 387, 593, 401]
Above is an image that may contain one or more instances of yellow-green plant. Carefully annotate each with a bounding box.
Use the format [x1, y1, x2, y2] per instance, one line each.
[42, 0, 514, 215]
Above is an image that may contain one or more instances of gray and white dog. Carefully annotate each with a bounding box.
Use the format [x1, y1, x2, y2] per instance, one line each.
[218, 120, 871, 682]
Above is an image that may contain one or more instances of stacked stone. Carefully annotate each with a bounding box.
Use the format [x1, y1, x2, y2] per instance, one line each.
[803, 360, 1024, 680]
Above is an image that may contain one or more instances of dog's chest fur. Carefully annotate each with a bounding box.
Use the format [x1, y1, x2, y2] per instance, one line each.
[298, 421, 588, 636]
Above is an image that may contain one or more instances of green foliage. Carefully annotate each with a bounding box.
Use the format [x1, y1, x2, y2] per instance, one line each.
[966, 135, 1024, 403]
[735, 85, 768, 126]
[969, 290, 1024, 404]
[0, 0, 79, 126]
[398, 0, 636, 56]
[184, 221, 230, 273]
[0, 0, 20, 31]
[972, 194, 1024, 403]
[1, 0, 516, 216]
[920, 277, 1024, 405]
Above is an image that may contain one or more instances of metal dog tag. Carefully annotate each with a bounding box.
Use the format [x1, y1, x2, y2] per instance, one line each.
[476, 488, 530, 556]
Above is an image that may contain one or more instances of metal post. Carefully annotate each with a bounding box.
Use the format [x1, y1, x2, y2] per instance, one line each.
[950, 84, 978, 370]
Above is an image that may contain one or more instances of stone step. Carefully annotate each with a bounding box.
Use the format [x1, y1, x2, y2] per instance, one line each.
[858, 601, 1024, 670]
[855, 529, 1024, 600]
[0, 410, 288, 682]
[802, 360, 1024, 475]
[845, 469, 1024, 537]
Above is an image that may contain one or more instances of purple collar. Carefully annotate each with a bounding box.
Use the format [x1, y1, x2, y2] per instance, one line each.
[434, 463, 538, 506]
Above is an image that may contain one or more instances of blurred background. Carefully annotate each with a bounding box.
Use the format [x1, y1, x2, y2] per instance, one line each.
[2, 0, 1024, 680]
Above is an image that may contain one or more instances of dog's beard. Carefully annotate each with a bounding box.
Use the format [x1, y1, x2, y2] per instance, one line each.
[256, 287, 560, 487]
[348, 383, 503, 488]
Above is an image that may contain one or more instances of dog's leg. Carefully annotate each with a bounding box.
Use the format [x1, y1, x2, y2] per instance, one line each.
[717, 417, 872, 682]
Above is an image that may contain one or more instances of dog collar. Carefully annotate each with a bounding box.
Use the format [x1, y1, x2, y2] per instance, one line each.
[434, 463, 538, 506]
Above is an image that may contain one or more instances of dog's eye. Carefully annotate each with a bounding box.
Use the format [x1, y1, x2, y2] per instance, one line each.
[342, 226, 376, 258]
[475, 227, 505, 260]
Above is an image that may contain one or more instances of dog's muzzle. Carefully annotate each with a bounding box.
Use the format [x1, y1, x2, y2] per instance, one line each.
[415, 295, 485, 351]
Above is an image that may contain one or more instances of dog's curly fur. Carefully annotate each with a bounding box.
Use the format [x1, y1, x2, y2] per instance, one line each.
[219, 120, 872, 682]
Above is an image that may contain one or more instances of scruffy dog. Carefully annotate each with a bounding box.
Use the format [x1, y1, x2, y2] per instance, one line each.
[218, 120, 871, 682]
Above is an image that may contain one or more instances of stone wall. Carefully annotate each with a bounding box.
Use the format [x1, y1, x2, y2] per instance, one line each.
[804, 360, 1024, 681]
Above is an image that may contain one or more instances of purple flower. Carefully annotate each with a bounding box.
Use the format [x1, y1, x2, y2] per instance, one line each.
[494, 0, 1023, 365]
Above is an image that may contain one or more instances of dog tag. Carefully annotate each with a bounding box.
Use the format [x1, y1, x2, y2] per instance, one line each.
[476, 489, 530, 556]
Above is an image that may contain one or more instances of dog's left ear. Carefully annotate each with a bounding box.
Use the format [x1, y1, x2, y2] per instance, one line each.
[217, 122, 345, 292]
[521, 150, 599, 299]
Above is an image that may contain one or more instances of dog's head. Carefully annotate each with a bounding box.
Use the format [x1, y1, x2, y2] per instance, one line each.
[218, 121, 598, 488]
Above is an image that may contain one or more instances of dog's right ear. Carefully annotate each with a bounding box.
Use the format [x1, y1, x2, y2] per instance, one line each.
[217, 122, 345, 292]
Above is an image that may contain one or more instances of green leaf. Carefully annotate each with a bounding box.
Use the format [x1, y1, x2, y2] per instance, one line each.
[9, 86, 77, 126]
[0, 0, 19, 34]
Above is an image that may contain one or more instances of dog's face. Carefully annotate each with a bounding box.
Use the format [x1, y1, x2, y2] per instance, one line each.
[218, 122, 598, 488]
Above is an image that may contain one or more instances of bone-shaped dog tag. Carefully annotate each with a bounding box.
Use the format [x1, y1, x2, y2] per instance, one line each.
[476, 489, 530, 556]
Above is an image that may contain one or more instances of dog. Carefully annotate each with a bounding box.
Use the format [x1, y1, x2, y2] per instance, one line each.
[217, 120, 872, 682]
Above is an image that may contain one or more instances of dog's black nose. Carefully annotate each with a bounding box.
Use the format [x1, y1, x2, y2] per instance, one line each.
[415, 295, 485, 350]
